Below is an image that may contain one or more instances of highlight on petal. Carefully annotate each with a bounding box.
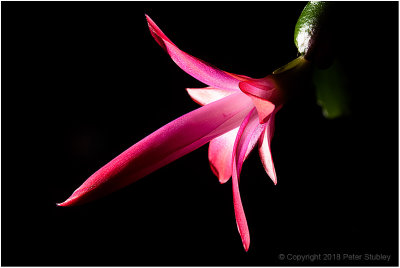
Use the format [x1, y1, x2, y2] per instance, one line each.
[186, 86, 237, 106]
[231, 108, 269, 252]
[208, 127, 239, 183]
[58, 93, 253, 207]
[145, 14, 242, 90]
[259, 110, 278, 185]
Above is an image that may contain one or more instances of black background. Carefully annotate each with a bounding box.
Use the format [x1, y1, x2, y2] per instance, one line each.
[3, 1, 398, 266]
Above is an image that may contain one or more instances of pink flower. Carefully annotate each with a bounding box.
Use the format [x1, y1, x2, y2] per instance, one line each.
[59, 15, 294, 251]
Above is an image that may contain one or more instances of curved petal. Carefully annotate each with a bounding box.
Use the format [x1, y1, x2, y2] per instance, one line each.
[231, 108, 266, 252]
[238, 77, 278, 100]
[186, 86, 237, 106]
[208, 127, 239, 183]
[233, 109, 266, 183]
[239, 80, 277, 123]
[58, 93, 253, 207]
[259, 110, 278, 185]
[146, 15, 243, 90]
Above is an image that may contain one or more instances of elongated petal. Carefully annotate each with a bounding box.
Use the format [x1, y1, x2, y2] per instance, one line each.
[259, 110, 278, 185]
[231, 108, 269, 252]
[232, 164, 250, 252]
[146, 15, 242, 90]
[58, 93, 253, 207]
[239, 80, 277, 123]
[208, 127, 239, 183]
[186, 86, 237, 106]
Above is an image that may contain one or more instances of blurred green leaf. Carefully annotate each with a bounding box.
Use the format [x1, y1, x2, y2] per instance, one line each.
[313, 60, 350, 119]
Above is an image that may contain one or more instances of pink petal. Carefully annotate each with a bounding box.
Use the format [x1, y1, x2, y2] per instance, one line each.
[258, 110, 278, 185]
[238, 77, 280, 100]
[233, 109, 267, 182]
[186, 86, 237, 106]
[208, 127, 239, 183]
[232, 163, 250, 252]
[231, 108, 269, 252]
[208, 107, 264, 185]
[58, 93, 253, 207]
[146, 15, 243, 90]
[145, 15, 175, 50]
[239, 80, 277, 123]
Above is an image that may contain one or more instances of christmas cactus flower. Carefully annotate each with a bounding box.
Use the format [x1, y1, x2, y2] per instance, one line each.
[59, 14, 311, 251]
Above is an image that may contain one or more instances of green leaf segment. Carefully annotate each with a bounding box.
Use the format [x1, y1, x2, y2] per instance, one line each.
[294, 1, 350, 119]
[294, 1, 330, 58]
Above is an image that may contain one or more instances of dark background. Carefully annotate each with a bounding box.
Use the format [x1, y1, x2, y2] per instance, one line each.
[3, 1, 398, 266]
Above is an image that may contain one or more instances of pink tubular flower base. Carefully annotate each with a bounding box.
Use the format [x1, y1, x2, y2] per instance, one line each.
[59, 15, 286, 252]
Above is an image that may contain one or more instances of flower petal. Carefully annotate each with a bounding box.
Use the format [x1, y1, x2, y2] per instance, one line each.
[186, 86, 237, 106]
[233, 109, 267, 183]
[209, 106, 264, 185]
[259, 110, 278, 185]
[231, 108, 267, 252]
[146, 15, 243, 90]
[232, 163, 250, 252]
[239, 80, 277, 123]
[238, 77, 278, 100]
[58, 92, 253, 207]
[208, 127, 239, 183]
